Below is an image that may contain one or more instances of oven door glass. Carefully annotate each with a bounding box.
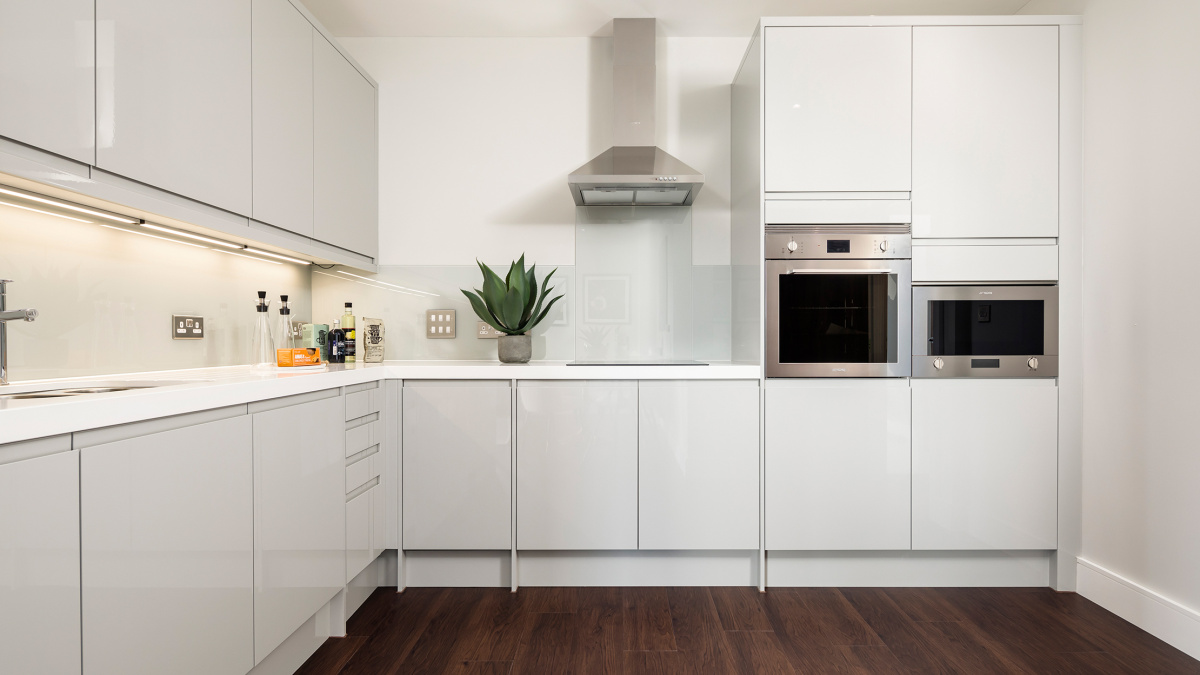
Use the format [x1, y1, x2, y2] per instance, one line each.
[928, 300, 1044, 356]
[778, 272, 898, 364]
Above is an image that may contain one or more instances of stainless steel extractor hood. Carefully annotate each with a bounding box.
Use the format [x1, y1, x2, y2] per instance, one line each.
[568, 18, 704, 207]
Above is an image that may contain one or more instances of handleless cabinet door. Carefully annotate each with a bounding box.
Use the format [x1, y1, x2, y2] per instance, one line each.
[911, 379, 1058, 550]
[95, 0, 252, 214]
[765, 26, 911, 193]
[81, 416, 253, 675]
[252, 394, 345, 664]
[766, 379, 911, 550]
[252, 0, 314, 236]
[314, 34, 377, 258]
[0, 446, 80, 675]
[403, 381, 511, 550]
[517, 381, 638, 550]
[0, 0, 94, 163]
[638, 381, 760, 550]
[912, 26, 1059, 238]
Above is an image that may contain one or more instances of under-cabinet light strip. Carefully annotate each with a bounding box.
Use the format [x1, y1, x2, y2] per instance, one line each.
[140, 222, 245, 249]
[0, 198, 95, 224]
[243, 248, 312, 265]
[95, 223, 210, 249]
[0, 186, 138, 223]
[214, 249, 284, 265]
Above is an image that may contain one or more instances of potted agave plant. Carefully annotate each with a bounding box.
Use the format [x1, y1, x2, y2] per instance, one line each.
[462, 255, 563, 363]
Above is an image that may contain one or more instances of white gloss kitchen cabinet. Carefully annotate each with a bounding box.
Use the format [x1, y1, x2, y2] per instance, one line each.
[766, 379, 912, 551]
[764, 26, 912, 193]
[79, 410, 254, 675]
[314, 32, 378, 258]
[95, 0, 253, 215]
[517, 381, 639, 550]
[0, 437, 81, 675]
[403, 381, 511, 550]
[251, 390, 345, 665]
[0, 0, 94, 164]
[911, 26, 1059, 238]
[638, 381, 759, 550]
[252, 0, 315, 237]
[344, 382, 385, 582]
[911, 379, 1058, 550]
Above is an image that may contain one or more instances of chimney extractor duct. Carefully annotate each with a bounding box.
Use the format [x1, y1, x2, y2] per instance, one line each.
[568, 19, 704, 206]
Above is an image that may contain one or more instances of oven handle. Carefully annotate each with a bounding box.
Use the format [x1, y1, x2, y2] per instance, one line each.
[787, 269, 893, 274]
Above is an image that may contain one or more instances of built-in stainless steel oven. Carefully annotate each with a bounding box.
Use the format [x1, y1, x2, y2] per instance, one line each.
[766, 226, 911, 377]
[912, 285, 1058, 377]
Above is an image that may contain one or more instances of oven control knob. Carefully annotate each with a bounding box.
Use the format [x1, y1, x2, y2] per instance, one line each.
[1028, 357, 1039, 371]
[879, 240, 889, 252]
[786, 240, 798, 252]
[933, 357, 944, 370]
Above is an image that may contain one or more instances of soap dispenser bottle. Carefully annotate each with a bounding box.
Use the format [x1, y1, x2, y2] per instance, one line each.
[275, 295, 296, 349]
[251, 291, 275, 368]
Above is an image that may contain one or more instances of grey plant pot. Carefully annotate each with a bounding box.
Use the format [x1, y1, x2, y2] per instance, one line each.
[497, 333, 532, 363]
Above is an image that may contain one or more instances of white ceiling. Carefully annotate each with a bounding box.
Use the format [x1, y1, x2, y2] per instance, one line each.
[299, 0, 1033, 38]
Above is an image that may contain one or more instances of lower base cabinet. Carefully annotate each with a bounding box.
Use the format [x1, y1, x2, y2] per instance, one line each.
[0, 441, 81, 675]
[80, 414, 254, 675]
[766, 379, 912, 550]
[911, 378, 1058, 550]
[346, 452, 385, 582]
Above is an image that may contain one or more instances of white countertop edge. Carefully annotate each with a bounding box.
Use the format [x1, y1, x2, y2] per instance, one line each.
[0, 361, 763, 447]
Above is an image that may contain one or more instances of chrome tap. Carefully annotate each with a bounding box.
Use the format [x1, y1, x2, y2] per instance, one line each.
[0, 280, 39, 386]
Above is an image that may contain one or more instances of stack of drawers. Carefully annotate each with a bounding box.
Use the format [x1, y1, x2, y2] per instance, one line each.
[344, 382, 385, 582]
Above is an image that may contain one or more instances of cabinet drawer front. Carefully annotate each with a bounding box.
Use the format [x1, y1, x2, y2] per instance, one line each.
[345, 419, 380, 457]
[345, 452, 380, 494]
[913, 244, 1058, 283]
[345, 389, 380, 421]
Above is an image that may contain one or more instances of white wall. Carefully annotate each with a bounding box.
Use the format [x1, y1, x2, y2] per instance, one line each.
[1022, 0, 1200, 657]
[341, 36, 748, 267]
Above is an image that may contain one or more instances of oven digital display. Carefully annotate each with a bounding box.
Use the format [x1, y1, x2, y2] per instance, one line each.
[827, 240, 850, 253]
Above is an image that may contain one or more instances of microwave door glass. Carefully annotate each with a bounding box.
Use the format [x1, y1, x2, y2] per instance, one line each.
[928, 300, 1045, 355]
[778, 273, 897, 363]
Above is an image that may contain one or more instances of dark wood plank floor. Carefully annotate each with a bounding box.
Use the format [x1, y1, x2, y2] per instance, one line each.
[296, 586, 1200, 674]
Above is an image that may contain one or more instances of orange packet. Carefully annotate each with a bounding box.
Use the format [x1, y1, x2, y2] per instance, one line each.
[276, 348, 322, 367]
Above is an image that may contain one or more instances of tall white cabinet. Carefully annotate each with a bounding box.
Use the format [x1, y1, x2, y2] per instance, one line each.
[912, 26, 1059, 238]
[95, 0, 253, 215]
[80, 413, 254, 675]
[764, 26, 912, 193]
[517, 381, 639, 550]
[0, 439, 80, 675]
[766, 379, 912, 551]
[912, 379, 1058, 550]
[0, 0, 95, 163]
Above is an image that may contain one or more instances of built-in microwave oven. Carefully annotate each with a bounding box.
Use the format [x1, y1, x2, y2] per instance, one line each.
[912, 285, 1058, 377]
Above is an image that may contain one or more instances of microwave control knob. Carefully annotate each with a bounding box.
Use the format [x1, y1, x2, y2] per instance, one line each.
[786, 240, 798, 252]
[879, 240, 889, 252]
[933, 357, 944, 370]
[1028, 357, 1039, 371]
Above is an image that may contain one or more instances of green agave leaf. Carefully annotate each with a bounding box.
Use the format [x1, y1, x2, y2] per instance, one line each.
[528, 293, 564, 331]
[500, 284, 526, 331]
[522, 264, 538, 324]
[462, 289, 505, 332]
[506, 254, 528, 310]
[518, 267, 556, 332]
[478, 260, 507, 317]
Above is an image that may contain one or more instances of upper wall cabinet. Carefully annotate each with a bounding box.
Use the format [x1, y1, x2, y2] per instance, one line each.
[252, 0, 314, 237]
[96, 0, 252, 215]
[0, 0, 95, 164]
[314, 34, 378, 259]
[764, 26, 911, 193]
[912, 26, 1059, 238]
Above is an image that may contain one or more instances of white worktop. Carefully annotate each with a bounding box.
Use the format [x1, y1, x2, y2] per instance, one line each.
[0, 360, 761, 446]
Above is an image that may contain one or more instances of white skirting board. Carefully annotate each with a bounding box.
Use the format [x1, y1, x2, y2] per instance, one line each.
[766, 550, 1051, 587]
[403, 550, 760, 587]
[1077, 558, 1200, 661]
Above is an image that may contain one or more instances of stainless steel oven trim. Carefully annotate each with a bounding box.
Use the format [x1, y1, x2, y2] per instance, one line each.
[766, 258, 912, 378]
[912, 285, 1059, 378]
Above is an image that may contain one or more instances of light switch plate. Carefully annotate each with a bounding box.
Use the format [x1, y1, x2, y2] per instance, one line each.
[476, 321, 503, 339]
[425, 309, 456, 338]
[172, 315, 205, 340]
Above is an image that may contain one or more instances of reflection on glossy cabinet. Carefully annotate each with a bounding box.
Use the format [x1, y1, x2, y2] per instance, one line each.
[517, 381, 638, 550]
[346, 481, 385, 583]
[638, 381, 759, 550]
[314, 33, 377, 258]
[765, 26, 912, 192]
[252, 393, 345, 664]
[403, 381, 511, 550]
[81, 416, 253, 675]
[0, 444, 80, 675]
[766, 379, 911, 550]
[912, 26, 1059, 238]
[252, 0, 314, 236]
[95, 0, 252, 214]
[912, 379, 1058, 550]
[0, 0, 94, 163]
